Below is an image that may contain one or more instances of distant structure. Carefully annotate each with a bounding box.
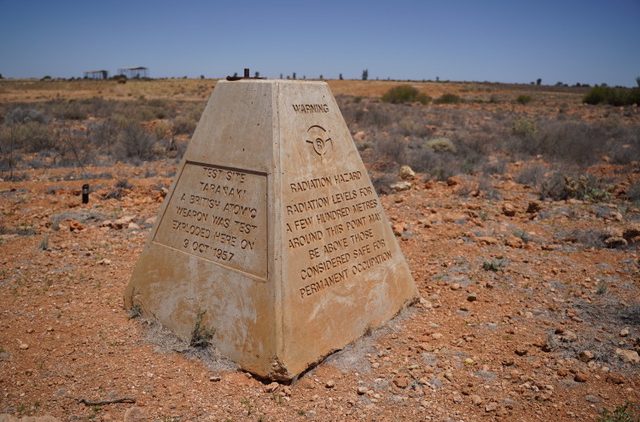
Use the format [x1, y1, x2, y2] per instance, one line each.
[118, 66, 149, 79]
[83, 70, 109, 80]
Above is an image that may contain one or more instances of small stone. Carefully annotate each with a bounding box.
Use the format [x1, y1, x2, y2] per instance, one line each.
[476, 236, 499, 245]
[585, 395, 600, 404]
[68, 220, 84, 232]
[209, 375, 221, 382]
[463, 358, 474, 366]
[19, 343, 29, 350]
[392, 222, 407, 236]
[452, 393, 463, 404]
[615, 348, 640, 364]
[467, 293, 477, 302]
[502, 203, 516, 217]
[619, 327, 630, 337]
[98, 258, 111, 266]
[578, 350, 594, 362]
[471, 394, 483, 406]
[393, 374, 409, 389]
[265, 382, 279, 393]
[444, 371, 454, 382]
[485, 402, 498, 412]
[606, 372, 624, 384]
[128, 222, 141, 230]
[526, 201, 541, 213]
[574, 372, 588, 383]
[514, 347, 528, 356]
[431, 333, 443, 340]
[604, 236, 628, 249]
[399, 165, 416, 180]
[357, 386, 367, 395]
[390, 181, 412, 192]
[325, 380, 336, 389]
[450, 283, 461, 291]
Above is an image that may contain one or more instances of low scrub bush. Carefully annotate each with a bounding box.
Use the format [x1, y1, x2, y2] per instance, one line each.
[584, 86, 640, 106]
[540, 172, 610, 202]
[516, 95, 533, 105]
[382, 85, 431, 105]
[434, 93, 463, 104]
[515, 164, 546, 186]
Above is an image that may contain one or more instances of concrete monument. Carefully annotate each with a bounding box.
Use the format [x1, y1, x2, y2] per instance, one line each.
[125, 79, 417, 380]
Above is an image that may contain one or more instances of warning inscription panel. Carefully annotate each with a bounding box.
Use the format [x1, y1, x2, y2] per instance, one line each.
[153, 162, 268, 280]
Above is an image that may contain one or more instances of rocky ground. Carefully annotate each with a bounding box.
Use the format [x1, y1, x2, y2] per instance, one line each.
[1, 157, 639, 421]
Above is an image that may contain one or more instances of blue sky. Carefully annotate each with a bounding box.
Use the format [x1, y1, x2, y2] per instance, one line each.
[1, 0, 639, 86]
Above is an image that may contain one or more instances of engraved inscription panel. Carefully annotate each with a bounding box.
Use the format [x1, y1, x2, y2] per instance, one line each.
[284, 168, 394, 300]
[154, 162, 268, 279]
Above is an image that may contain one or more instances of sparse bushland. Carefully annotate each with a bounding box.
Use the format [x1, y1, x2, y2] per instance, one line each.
[0, 98, 204, 174]
[584, 86, 640, 106]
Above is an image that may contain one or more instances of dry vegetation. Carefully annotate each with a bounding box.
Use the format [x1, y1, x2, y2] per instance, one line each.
[1, 78, 639, 421]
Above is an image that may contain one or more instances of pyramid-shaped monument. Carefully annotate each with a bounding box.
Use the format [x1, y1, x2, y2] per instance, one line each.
[125, 79, 417, 380]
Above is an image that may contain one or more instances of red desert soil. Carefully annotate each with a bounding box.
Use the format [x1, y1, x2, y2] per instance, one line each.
[1, 160, 638, 421]
[1, 79, 639, 421]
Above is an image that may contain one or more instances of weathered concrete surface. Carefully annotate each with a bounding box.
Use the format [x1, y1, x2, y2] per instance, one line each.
[125, 80, 417, 380]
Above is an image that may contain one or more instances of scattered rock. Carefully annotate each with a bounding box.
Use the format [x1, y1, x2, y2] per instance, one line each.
[623, 224, 640, 241]
[619, 327, 630, 337]
[356, 386, 367, 395]
[19, 343, 29, 350]
[585, 395, 601, 404]
[471, 394, 483, 406]
[399, 165, 416, 180]
[514, 347, 528, 356]
[112, 216, 135, 230]
[526, 201, 541, 214]
[505, 236, 524, 248]
[485, 402, 498, 412]
[615, 348, 640, 364]
[265, 382, 279, 393]
[604, 236, 628, 249]
[431, 333, 443, 340]
[606, 372, 625, 384]
[209, 375, 221, 382]
[68, 220, 84, 232]
[574, 372, 588, 383]
[392, 222, 407, 236]
[578, 350, 594, 362]
[557, 329, 577, 342]
[393, 374, 409, 389]
[390, 181, 412, 192]
[128, 222, 141, 230]
[325, 380, 335, 389]
[450, 283, 461, 291]
[502, 203, 516, 217]
[476, 236, 499, 245]
[467, 293, 477, 302]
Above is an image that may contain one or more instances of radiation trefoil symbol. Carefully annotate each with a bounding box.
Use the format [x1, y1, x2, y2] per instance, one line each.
[305, 125, 332, 156]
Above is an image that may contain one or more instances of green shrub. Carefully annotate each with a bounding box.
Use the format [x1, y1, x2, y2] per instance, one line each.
[516, 95, 532, 105]
[540, 173, 610, 202]
[425, 137, 456, 153]
[434, 93, 463, 104]
[512, 118, 536, 137]
[584, 86, 640, 106]
[382, 85, 431, 105]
